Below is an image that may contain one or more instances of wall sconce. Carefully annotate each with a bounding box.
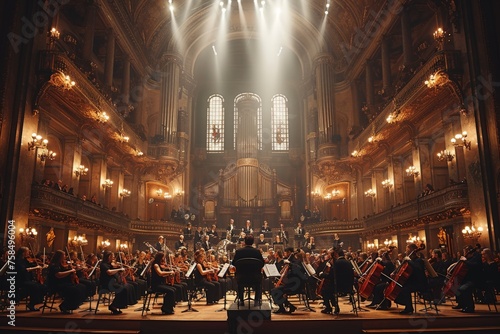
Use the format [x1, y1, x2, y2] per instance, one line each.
[19, 226, 38, 242]
[451, 131, 471, 150]
[28, 133, 48, 151]
[156, 189, 164, 197]
[38, 149, 56, 162]
[311, 190, 321, 198]
[364, 189, 376, 198]
[101, 239, 110, 248]
[383, 239, 394, 247]
[462, 223, 483, 240]
[367, 242, 376, 251]
[386, 111, 399, 124]
[62, 74, 76, 90]
[368, 136, 378, 144]
[163, 192, 172, 199]
[331, 189, 340, 197]
[351, 150, 361, 158]
[433, 27, 446, 50]
[118, 132, 129, 143]
[175, 189, 184, 197]
[74, 165, 88, 178]
[437, 150, 455, 162]
[102, 179, 113, 188]
[96, 111, 109, 123]
[49, 27, 60, 40]
[406, 233, 422, 246]
[120, 189, 131, 197]
[424, 71, 447, 89]
[71, 234, 88, 247]
[135, 150, 144, 157]
[382, 179, 393, 188]
[406, 166, 419, 177]
[119, 243, 128, 250]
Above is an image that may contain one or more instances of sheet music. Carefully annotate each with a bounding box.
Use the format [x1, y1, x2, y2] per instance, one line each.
[263, 263, 280, 277]
[186, 263, 197, 278]
[218, 263, 229, 278]
[302, 262, 316, 276]
[350, 259, 362, 276]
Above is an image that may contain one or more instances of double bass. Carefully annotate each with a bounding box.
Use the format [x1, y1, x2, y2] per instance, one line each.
[442, 245, 479, 297]
[384, 243, 425, 301]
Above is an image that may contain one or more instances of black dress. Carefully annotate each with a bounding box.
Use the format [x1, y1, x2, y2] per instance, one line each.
[151, 265, 176, 314]
[47, 263, 86, 311]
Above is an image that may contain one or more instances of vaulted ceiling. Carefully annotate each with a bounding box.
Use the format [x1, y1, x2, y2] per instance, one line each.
[110, 0, 371, 77]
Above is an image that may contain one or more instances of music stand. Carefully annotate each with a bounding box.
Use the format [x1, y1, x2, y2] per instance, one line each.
[80, 259, 101, 313]
[299, 262, 317, 312]
[182, 263, 199, 313]
[134, 261, 153, 312]
[215, 263, 230, 312]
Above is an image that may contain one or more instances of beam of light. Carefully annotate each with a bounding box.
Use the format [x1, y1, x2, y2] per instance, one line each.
[277, 46, 282, 57]
[212, 45, 218, 55]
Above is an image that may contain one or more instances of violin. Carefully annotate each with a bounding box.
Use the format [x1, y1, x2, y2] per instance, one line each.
[384, 244, 425, 301]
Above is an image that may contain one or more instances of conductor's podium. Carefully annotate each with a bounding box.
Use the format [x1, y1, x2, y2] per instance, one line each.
[227, 301, 272, 334]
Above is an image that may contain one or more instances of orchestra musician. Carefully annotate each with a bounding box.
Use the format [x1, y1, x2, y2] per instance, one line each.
[208, 224, 218, 239]
[271, 248, 308, 314]
[242, 220, 253, 235]
[151, 252, 176, 314]
[451, 245, 482, 313]
[154, 236, 166, 253]
[392, 243, 428, 314]
[193, 250, 221, 304]
[278, 223, 289, 247]
[480, 248, 499, 304]
[232, 234, 265, 306]
[194, 226, 204, 249]
[183, 222, 193, 239]
[428, 249, 447, 303]
[99, 251, 135, 315]
[366, 249, 395, 310]
[174, 234, 187, 251]
[332, 248, 354, 314]
[201, 234, 212, 251]
[256, 233, 267, 246]
[47, 250, 87, 313]
[68, 250, 96, 300]
[227, 219, 238, 240]
[295, 222, 306, 248]
[261, 221, 271, 233]
[317, 249, 336, 314]
[15, 247, 48, 311]
[302, 232, 315, 252]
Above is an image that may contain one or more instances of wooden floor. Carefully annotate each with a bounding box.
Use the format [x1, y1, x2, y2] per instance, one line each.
[1, 293, 499, 334]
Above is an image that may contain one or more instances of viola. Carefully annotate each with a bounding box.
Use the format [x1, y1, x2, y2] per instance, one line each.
[384, 244, 425, 302]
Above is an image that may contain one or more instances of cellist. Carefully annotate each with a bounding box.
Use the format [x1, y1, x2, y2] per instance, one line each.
[392, 243, 427, 314]
[451, 245, 482, 313]
[366, 248, 395, 310]
[317, 249, 336, 314]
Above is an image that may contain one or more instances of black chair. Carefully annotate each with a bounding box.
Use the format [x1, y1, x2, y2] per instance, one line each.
[234, 258, 264, 309]
[94, 287, 114, 314]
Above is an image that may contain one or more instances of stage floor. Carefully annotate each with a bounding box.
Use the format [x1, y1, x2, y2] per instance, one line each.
[1, 293, 499, 334]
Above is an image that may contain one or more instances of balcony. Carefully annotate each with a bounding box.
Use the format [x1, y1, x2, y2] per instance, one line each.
[364, 183, 468, 234]
[29, 184, 130, 234]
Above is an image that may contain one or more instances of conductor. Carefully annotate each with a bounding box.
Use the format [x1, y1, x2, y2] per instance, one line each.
[232, 234, 265, 306]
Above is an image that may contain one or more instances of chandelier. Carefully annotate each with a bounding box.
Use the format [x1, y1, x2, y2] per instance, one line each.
[451, 131, 471, 150]
[382, 179, 393, 188]
[75, 165, 88, 178]
[102, 179, 113, 188]
[120, 189, 131, 197]
[19, 226, 38, 241]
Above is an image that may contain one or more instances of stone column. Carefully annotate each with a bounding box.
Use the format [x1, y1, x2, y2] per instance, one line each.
[122, 57, 130, 104]
[82, 2, 97, 60]
[90, 154, 107, 203]
[381, 36, 392, 94]
[401, 8, 414, 67]
[61, 136, 81, 193]
[104, 29, 115, 88]
[365, 61, 374, 108]
[417, 139, 431, 192]
[109, 167, 123, 211]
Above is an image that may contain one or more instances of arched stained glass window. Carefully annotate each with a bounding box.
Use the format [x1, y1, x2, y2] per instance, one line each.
[271, 94, 289, 151]
[206, 94, 224, 151]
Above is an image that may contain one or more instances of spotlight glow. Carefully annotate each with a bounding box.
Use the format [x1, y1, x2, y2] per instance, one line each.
[212, 45, 218, 56]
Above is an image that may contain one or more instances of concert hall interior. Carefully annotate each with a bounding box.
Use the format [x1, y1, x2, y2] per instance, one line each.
[1, 1, 500, 333]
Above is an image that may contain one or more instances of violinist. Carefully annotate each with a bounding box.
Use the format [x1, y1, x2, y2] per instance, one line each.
[151, 252, 176, 314]
[69, 250, 96, 300]
[451, 245, 482, 313]
[366, 249, 395, 310]
[271, 248, 308, 314]
[393, 243, 427, 315]
[163, 252, 189, 302]
[14, 247, 48, 311]
[428, 249, 446, 303]
[47, 250, 86, 313]
[99, 251, 133, 315]
[317, 249, 336, 314]
[193, 250, 221, 304]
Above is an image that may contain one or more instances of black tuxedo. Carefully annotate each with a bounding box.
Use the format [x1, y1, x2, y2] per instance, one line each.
[174, 240, 187, 250]
[227, 224, 238, 237]
[233, 245, 265, 303]
[333, 257, 354, 294]
[201, 240, 211, 251]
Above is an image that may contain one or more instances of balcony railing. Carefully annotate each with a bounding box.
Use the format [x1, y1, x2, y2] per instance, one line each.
[30, 184, 130, 233]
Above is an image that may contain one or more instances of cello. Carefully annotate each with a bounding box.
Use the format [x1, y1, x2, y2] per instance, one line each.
[384, 243, 425, 302]
[358, 247, 397, 299]
[442, 245, 479, 298]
